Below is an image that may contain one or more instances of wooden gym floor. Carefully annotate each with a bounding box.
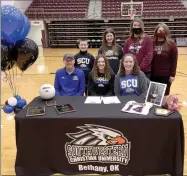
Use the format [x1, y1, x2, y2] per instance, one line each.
[1, 47, 187, 175]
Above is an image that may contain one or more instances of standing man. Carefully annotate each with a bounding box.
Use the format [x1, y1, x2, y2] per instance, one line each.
[54, 53, 85, 96]
[74, 39, 95, 95]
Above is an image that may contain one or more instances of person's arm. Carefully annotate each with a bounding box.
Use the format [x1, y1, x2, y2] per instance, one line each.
[114, 74, 121, 96]
[87, 72, 97, 96]
[98, 46, 102, 54]
[76, 71, 85, 96]
[122, 39, 129, 55]
[106, 74, 115, 96]
[118, 45, 124, 60]
[117, 45, 124, 74]
[138, 71, 149, 97]
[54, 71, 61, 96]
[139, 37, 153, 71]
[169, 43, 178, 82]
[90, 55, 95, 71]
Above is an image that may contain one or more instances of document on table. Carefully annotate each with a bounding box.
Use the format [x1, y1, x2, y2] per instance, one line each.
[102, 96, 121, 104]
[84, 96, 102, 104]
[121, 101, 153, 115]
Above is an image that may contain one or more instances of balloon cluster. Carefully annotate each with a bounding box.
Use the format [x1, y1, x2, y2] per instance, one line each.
[3, 95, 27, 114]
[1, 5, 31, 44]
[1, 5, 39, 111]
[1, 5, 39, 73]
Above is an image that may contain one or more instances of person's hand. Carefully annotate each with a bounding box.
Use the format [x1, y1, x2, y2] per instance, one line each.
[169, 76, 175, 83]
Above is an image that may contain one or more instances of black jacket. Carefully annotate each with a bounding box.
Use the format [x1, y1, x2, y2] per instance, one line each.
[74, 51, 95, 85]
[88, 71, 115, 96]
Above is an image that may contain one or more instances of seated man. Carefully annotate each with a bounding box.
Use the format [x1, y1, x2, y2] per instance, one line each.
[54, 53, 85, 96]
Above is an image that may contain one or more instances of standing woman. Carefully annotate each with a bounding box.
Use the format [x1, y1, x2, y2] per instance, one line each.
[98, 28, 123, 75]
[123, 18, 153, 79]
[88, 54, 115, 96]
[114, 53, 148, 96]
[151, 23, 178, 95]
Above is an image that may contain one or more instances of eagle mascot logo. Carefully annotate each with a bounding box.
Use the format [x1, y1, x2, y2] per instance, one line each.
[66, 124, 127, 146]
[65, 124, 131, 165]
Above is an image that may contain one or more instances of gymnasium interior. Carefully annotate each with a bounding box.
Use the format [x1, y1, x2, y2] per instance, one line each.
[1, 0, 187, 175]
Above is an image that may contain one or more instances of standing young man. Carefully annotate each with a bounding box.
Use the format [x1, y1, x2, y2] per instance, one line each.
[54, 53, 85, 96]
[74, 39, 95, 95]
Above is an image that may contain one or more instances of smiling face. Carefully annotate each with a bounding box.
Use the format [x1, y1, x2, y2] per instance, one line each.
[63, 58, 75, 69]
[105, 32, 114, 45]
[79, 40, 88, 52]
[97, 57, 105, 71]
[123, 55, 134, 73]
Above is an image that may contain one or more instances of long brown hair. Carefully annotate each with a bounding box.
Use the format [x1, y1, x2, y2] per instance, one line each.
[129, 17, 145, 39]
[92, 54, 111, 81]
[101, 28, 118, 54]
[153, 22, 174, 50]
[119, 53, 140, 76]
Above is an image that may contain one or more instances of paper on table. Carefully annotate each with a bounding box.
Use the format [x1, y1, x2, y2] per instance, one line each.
[102, 96, 121, 104]
[84, 96, 102, 104]
[121, 101, 153, 115]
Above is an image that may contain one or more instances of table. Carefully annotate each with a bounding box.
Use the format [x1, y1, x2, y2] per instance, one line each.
[15, 96, 184, 176]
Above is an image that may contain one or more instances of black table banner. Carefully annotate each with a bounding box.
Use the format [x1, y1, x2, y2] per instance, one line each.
[14, 96, 184, 176]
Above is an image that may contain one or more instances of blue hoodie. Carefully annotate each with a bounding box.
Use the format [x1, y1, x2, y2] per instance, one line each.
[54, 67, 85, 96]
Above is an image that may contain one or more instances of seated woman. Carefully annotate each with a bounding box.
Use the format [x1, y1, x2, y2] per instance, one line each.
[114, 53, 148, 96]
[88, 54, 115, 96]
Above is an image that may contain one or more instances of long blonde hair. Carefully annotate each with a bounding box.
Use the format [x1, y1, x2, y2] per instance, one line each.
[153, 22, 174, 50]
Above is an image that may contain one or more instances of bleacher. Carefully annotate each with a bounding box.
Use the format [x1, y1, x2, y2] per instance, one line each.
[25, 0, 187, 48]
[25, 0, 187, 20]
[47, 19, 187, 48]
[25, 0, 88, 19]
[102, 0, 187, 18]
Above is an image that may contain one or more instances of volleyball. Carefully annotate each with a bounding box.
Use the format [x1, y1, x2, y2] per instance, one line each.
[39, 84, 55, 100]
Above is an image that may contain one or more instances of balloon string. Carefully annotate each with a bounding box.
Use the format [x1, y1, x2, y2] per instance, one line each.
[7, 69, 14, 95]
[3, 71, 14, 94]
[11, 65, 17, 95]
[7, 68, 16, 96]
[16, 65, 19, 95]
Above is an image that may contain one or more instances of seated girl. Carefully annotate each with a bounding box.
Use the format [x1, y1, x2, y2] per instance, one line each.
[114, 53, 148, 96]
[88, 54, 115, 96]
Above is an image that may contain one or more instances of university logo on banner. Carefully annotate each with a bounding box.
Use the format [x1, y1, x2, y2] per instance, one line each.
[65, 124, 131, 172]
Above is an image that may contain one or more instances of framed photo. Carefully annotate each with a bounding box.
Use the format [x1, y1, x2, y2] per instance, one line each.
[54, 104, 76, 114]
[145, 81, 167, 106]
[154, 107, 174, 117]
[26, 106, 46, 117]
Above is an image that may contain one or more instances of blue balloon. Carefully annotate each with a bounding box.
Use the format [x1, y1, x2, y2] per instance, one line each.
[1, 5, 25, 43]
[14, 95, 21, 100]
[3, 105, 14, 114]
[19, 15, 31, 40]
[16, 98, 27, 108]
[14, 107, 22, 114]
